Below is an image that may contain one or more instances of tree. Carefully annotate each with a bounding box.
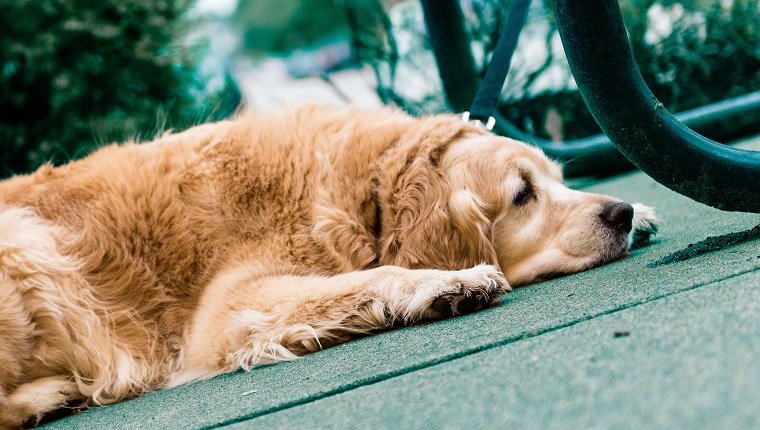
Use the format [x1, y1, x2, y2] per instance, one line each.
[0, 0, 239, 177]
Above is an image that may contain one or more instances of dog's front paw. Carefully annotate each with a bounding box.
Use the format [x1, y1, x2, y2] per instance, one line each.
[630, 203, 660, 248]
[429, 264, 509, 317]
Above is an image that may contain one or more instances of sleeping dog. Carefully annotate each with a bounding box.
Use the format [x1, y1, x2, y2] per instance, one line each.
[0, 104, 658, 427]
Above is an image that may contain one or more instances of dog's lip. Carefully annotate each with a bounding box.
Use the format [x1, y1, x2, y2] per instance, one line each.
[587, 243, 630, 270]
[531, 244, 628, 283]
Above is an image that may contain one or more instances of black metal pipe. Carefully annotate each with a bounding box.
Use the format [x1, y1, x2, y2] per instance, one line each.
[494, 91, 760, 177]
[420, 0, 480, 112]
[492, 112, 632, 177]
[552, 0, 760, 212]
[674, 91, 760, 129]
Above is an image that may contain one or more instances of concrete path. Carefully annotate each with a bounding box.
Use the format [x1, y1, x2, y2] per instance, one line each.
[43, 139, 760, 429]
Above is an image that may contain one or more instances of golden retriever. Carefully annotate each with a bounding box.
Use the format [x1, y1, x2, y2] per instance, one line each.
[0, 104, 658, 427]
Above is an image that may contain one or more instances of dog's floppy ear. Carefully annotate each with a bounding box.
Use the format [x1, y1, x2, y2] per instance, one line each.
[448, 189, 499, 267]
[377, 119, 500, 270]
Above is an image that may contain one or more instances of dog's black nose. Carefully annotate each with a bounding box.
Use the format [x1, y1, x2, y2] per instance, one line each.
[600, 202, 634, 233]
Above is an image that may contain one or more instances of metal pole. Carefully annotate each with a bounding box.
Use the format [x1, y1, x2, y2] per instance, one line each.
[420, 0, 480, 112]
[493, 91, 760, 177]
[552, 0, 760, 212]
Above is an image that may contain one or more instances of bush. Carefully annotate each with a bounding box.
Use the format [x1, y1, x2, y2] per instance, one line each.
[0, 0, 239, 177]
[624, 0, 760, 111]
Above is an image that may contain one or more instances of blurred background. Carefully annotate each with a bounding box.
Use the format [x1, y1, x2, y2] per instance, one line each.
[1, 0, 758, 178]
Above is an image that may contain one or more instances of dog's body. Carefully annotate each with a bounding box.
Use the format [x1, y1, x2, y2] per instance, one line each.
[0, 105, 657, 427]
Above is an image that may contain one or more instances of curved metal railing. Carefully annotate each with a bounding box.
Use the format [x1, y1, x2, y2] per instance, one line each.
[422, 0, 760, 212]
[552, 0, 760, 212]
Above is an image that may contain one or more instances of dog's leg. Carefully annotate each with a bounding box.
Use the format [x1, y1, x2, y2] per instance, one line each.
[0, 376, 80, 429]
[0, 207, 150, 425]
[169, 264, 508, 386]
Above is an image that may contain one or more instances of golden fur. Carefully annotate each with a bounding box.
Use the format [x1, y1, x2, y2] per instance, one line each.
[0, 104, 657, 427]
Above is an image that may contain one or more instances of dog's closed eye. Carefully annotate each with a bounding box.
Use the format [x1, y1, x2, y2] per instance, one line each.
[513, 180, 534, 206]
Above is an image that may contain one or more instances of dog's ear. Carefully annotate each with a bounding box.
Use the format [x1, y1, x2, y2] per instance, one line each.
[378, 154, 500, 271]
[448, 189, 499, 267]
[376, 116, 499, 270]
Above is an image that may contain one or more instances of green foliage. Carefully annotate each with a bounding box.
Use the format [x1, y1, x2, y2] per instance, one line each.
[0, 0, 238, 177]
[623, 0, 760, 111]
[235, 0, 350, 54]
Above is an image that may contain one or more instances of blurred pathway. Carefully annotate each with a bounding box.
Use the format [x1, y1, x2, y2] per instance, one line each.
[233, 59, 383, 112]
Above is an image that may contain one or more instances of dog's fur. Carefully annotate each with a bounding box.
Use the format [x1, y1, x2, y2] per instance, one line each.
[0, 105, 657, 427]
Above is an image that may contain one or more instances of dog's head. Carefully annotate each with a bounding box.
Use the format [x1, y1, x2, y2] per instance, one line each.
[378, 116, 658, 286]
